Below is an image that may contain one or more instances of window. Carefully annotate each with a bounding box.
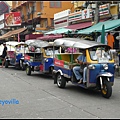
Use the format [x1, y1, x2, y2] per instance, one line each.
[16, 1, 18, 5]
[26, 4, 29, 13]
[33, 2, 36, 12]
[51, 19, 54, 27]
[40, 1, 43, 10]
[50, 1, 61, 8]
[44, 19, 48, 28]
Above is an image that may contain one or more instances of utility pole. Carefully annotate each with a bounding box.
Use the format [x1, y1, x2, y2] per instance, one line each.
[94, 1, 99, 24]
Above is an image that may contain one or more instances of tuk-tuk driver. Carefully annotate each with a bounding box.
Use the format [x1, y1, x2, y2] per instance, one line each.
[73, 49, 87, 84]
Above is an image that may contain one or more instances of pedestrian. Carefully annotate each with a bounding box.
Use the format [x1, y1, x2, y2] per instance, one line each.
[65, 47, 77, 53]
[107, 32, 114, 49]
[0, 43, 7, 68]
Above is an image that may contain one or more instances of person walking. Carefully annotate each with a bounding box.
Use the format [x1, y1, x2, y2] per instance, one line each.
[0, 43, 7, 68]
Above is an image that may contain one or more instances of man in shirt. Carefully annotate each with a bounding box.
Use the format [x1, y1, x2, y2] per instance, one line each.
[0, 43, 7, 68]
[73, 49, 87, 84]
[107, 32, 114, 49]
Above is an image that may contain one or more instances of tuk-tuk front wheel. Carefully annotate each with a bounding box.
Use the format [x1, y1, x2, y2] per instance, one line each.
[26, 66, 31, 75]
[101, 78, 112, 99]
[57, 73, 66, 88]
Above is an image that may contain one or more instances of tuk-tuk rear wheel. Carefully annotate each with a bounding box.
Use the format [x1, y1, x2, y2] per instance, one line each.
[26, 66, 31, 75]
[57, 74, 66, 88]
[101, 78, 112, 99]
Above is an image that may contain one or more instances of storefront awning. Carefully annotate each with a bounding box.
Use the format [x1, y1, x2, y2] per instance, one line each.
[77, 19, 120, 34]
[10, 28, 27, 36]
[0, 31, 12, 39]
[65, 21, 92, 30]
[0, 28, 27, 40]
[37, 34, 63, 40]
[45, 28, 72, 35]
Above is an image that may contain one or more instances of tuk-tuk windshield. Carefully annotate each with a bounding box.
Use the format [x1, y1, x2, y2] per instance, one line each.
[89, 46, 112, 61]
[45, 47, 59, 57]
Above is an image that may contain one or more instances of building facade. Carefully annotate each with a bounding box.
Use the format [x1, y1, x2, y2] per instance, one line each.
[11, 1, 74, 34]
[54, 1, 120, 30]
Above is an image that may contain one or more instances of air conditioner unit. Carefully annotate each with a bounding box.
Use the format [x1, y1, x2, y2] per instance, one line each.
[37, 12, 42, 16]
[36, 24, 41, 28]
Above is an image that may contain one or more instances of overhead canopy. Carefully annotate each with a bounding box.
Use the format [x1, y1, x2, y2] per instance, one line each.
[0, 28, 27, 40]
[77, 19, 120, 34]
[65, 21, 92, 30]
[37, 34, 63, 40]
[45, 28, 72, 35]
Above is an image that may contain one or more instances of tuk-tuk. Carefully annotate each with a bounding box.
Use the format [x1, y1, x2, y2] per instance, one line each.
[53, 38, 118, 98]
[24, 39, 59, 76]
[5, 41, 27, 69]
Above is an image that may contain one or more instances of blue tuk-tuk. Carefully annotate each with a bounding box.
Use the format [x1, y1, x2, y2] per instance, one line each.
[53, 38, 118, 98]
[5, 41, 26, 69]
[24, 39, 59, 76]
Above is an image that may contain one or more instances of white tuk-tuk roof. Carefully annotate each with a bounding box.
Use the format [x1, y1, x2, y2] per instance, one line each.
[25, 39, 49, 48]
[54, 38, 110, 49]
[6, 41, 26, 47]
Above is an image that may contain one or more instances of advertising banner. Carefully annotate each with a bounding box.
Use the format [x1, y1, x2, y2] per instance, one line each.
[5, 12, 21, 27]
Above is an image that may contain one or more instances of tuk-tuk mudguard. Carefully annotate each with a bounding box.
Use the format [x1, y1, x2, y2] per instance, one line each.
[97, 72, 113, 78]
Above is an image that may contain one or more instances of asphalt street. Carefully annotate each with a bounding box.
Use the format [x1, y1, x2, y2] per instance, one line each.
[0, 67, 120, 119]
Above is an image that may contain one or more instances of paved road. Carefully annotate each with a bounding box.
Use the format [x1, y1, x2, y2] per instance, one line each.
[0, 67, 120, 119]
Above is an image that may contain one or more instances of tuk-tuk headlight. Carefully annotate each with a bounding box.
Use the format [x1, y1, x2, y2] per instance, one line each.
[88, 65, 95, 69]
[44, 58, 48, 62]
[103, 64, 108, 70]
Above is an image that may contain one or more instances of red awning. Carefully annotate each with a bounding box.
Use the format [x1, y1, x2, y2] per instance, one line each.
[65, 19, 107, 30]
[37, 34, 63, 40]
[65, 21, 92, 30]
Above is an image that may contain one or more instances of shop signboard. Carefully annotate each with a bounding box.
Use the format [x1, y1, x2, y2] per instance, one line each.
[4, 12, 21, 27]
[99, 4, 109, 16]
[54, 9, 71, 29]
[82, 9, 90, 19]
[68, 4, 110, 23]
[69, 11, 82, 23]
[68, 9, 91, 23]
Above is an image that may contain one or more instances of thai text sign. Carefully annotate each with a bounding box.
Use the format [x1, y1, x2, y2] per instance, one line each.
[5, 12, 21, 26]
